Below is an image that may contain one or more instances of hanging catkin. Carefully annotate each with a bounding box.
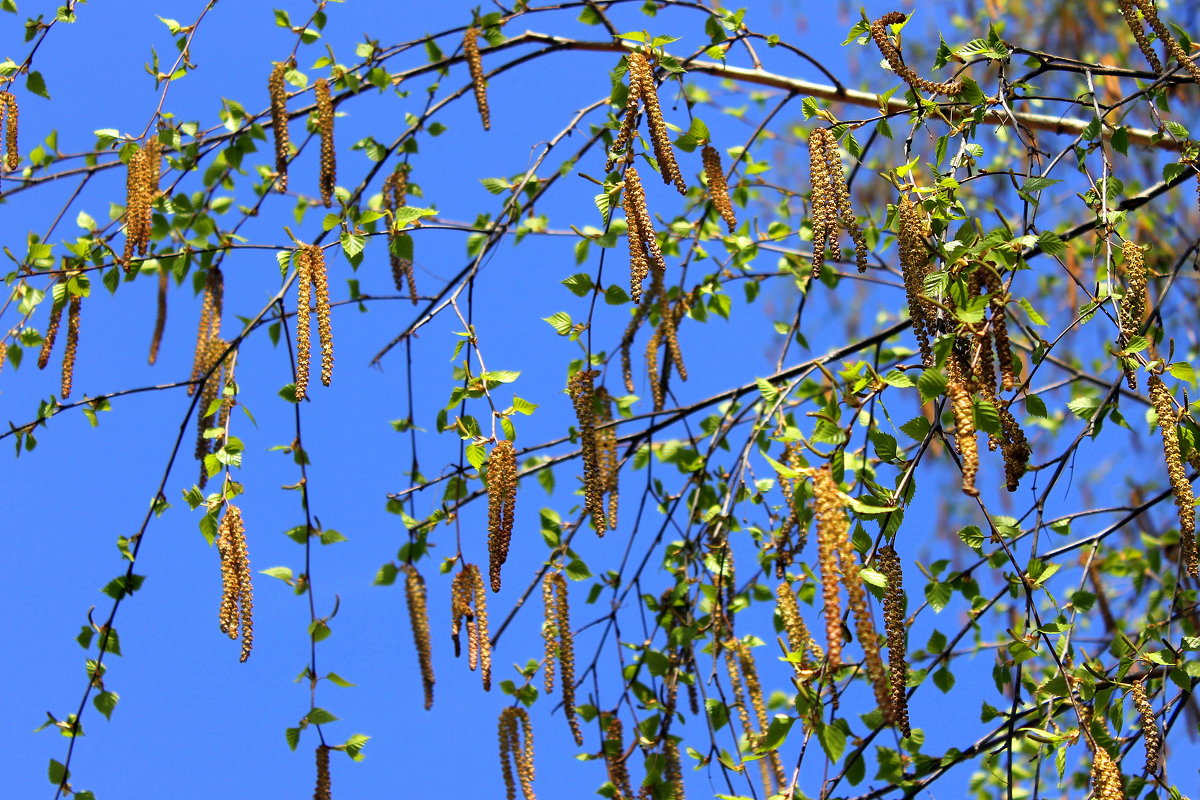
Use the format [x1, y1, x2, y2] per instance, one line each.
[451, 563, 491, 690]
[308, 245, 334, 388]
[606, 55, 643, 172]
[725, 639, 785, 795]
[1089, 745, 1126, 800]
[541, 572, 582, 745]
[627, 52, 685, 194]
[840, 530, 892, 725]
[1117, 0, 1163, 73]
[0, 90, 18, 170]
[567, 369, 606, 536]
[1131, 679, 1160, 774]
[37, 285, 64, 370]
[464, 26, 490, 130]
[594, 386, 619, 530]
[808, 127, 868, 277]
[382, 164, 418, 303]
[268, 60, 291, 191]
[601, 715, 634, 800]
[897, 194, 935, 366]
[190, 266, 223, 395]
[313, 744, 331, 800]
[315, 78, 336, 207]
[195, 337, 229, 489]
[702, 145, 736, 232]
[122, 137, 161, 269]
[498, 707, 536, 800]
[812, 465, 847, 668]
[401, 564, 435, 710]
[487, 440, 518, 591]
[1147, 374, 1198, 577]
[1117, 240, 1147, 390]
[216, 501, 253, 662]
[869, 12, 963, 95]
[61, 294, 82, 399]
[294, 248, 313, 400]
[148, 267, 168, 365]
[1126, 0, 1200, 83]
[945, 350, 979, 496]
[877, 544, 910, 736]
[622, 166, 666, 304]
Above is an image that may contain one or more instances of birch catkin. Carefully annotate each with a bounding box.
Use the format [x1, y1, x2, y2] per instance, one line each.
[628, 52, 685, 194]
[294, 248, 313, 400]
[498, 707, 536, 800]
[1128, 0, 1200, 83]
[808, 127, 868, 277]
[702, 145, 736, 232]
[877, 544, 910, 736]
[60, 294, 82, 399]
[1148, 374, 1198, 577]
[897, 194, 934, 366]
[451, 564, 492, 690]
[190, 266, 223, 395]
[1131, 679, 1159, 774]
[401, 564, 435, 710]
[464, 26, 490, 130]
[602, 715, 634, 800]
[487, 440, 518, 591]
[869, 12, 963, 96]
[216, 502, 253, 662]
[314, 744, 331, 800]
[123, 138, 161, 269]
[1117, 0, 1163, 73]
[315, 78, 336, 207]
[812, 465, 847, 668]
[383, 164, 418, 303]
[0, 90, 18, 171]
[568, 369, 606, 536]
[148, 267, 168, 365]
[606, 56, 643, 172]
[622, 166, 666, 304]
[1118, 241, 1147, 390]
[542, 572, 582, 745]
[268, 60, 291, 191]
[37, 287, 63, 371]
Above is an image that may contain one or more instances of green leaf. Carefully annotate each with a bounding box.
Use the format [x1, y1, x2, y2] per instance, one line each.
[562, 273, 594, 297]
[325, 672, 356, 687]
[48, 759, 68, 785]
[285, 726, 300, 751]
[756, 714, 795, 753]
[93, 691, 119, 720]
[917, 368, 947, 403]
[816, 719, 846, 762]
[306, 707, 340, 725]
[261, 566, 294, 581]
[26, 70, 49, 99]
[925, 581, 951, 612]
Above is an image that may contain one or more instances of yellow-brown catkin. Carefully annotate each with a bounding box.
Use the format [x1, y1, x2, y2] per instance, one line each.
[1129, 0, 1200, 83]
[401, 563, 435, 710]
[841, 529, 893, 725]
[869, 12, 963, 96]
[464, 26, 490, 131]
[451, 564, 492, 690]
[1148, 374, 1198, 577]
[1089, 746, 1126, 800]
[604, 714, 633, 796]
[37, 290, 64, 370]
[305, 244, 333, 388]
[658, 291, 689, 387]
[627, 52, 685, 194]
[268, 60, 291, 191]
[702, 145, 736, 232]
[568, 369, 607, 536]
[315, 78, 336, 207]
[487, 439, 518, 591]
[1132, 679, 1160, 774]
[1117, 0, 1163, 73]
[542, 572, 582, 745]
[877, 544, 911, 737]
[196, 338, 228, 488]
[294, 248, 313, 400]
[602, 715, 634, 800]
[726, 640, 785, 795]
[946, 352, 979, 496]
[645, 327, 664, 411]
[498, 707, 536, 800]
[623, 166, 666, 305]
[1118, 241, 1148, 390]
[216, 347, 237, 445]
[897, 194, 934, 366]
[809, 127, 868, 277]
[216, 502, 253, 662]
[190, 266, 224, 396]
[314, 744, 331, 800]
[149, 267, 168, 365]
[595, 386, 619, 530]
[812, 465, 846, 669]
[776, 581, 818, 677]
[383, 164, 418, 303]
[122, 138, 161, 270]
[0, 90, 17, 171]
[975, 267, 1015, 391]
[664, 734, 686, 800]
[59, 293, 82, 399]
[606, 55, 643, 172]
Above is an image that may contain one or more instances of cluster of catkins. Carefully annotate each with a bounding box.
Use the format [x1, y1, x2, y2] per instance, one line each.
[724, 638, 786, 795]
[293, 244, 333, 400]
[217, 502, 253, 662]
[450, 563, 492, 690]
[498, 706, 536, 800]
[382, 163, 418, 303]
[37, 282, 82, 399]
[541, 572, 582, 745]
[567, 369, 619, 535]
[1117, 0, 1200, 82]
[808, 127, 868, 277]
[123, 137, 161, 269]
